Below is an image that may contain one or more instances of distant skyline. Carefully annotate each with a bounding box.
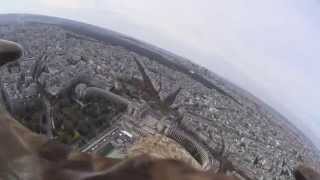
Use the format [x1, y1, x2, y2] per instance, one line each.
[1, 0, 320, 149]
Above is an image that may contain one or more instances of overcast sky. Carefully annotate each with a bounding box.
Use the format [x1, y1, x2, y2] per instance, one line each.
[1, 0, 320, 149]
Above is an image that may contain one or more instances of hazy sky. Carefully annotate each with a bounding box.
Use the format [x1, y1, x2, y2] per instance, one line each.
[1, 0, 320, 148]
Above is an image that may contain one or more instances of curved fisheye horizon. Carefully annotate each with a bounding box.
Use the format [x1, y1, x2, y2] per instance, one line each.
[0, 2, 320, 179]
[2, 0, 319, 149]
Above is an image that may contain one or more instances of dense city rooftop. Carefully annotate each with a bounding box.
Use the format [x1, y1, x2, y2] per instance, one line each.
[0, 17, 319, 180]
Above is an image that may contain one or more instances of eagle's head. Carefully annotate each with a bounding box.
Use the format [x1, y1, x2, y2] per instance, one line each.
[0, 39, 23, 66]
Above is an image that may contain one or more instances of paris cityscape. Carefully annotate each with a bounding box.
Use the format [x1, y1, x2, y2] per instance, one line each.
[0, 15, 319, 180]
